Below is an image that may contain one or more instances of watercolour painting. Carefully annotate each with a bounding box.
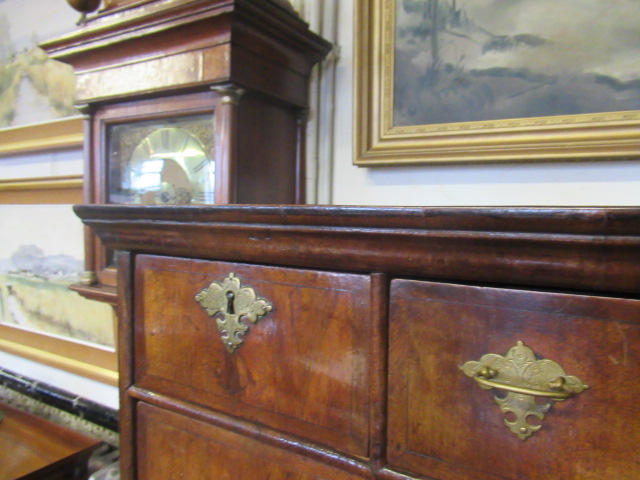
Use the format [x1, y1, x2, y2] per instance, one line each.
[0, 205, 115, 348]
[0, 0, 79, 128]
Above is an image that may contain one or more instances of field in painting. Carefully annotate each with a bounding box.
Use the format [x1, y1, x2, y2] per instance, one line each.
[0, 272, 114, 348]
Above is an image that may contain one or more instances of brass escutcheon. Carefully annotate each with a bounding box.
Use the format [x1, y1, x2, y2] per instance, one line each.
[195, 273, 273, 353]
[460, 341, 588, 440]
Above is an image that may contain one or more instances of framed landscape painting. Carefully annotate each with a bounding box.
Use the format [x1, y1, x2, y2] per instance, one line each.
[355, 0, 640, 165]
[0, 204, 117, 385]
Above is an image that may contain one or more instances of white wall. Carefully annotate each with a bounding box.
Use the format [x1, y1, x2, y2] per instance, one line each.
[329, 1, 640, 206]
[0, 146, 82, 180]
[0, 350, 119, 409]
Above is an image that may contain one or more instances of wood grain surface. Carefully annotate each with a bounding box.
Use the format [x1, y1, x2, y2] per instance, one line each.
[136, 402, 371, 480]
[0, 402, 100, 480]
[388, 280, 640, 480]
[134, 255, 373, 457]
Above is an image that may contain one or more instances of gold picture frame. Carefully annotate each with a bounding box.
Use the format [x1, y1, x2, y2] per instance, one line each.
[354, 0, 640, 166]
[0, 119, 117, 386]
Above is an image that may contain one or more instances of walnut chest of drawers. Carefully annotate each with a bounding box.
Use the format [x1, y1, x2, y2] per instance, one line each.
[75, 205, 640, 480]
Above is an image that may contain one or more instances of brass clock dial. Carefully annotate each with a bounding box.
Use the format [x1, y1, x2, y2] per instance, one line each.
[124, 127, 213, 205]
[107, 114, 215, 205]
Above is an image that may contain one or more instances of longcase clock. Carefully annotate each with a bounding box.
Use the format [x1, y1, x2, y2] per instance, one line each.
[41, 0, 332, 302]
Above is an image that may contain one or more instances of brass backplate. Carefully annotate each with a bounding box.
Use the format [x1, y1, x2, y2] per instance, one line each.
[195, 273, 273, 353]
[461, 341, 588, 440]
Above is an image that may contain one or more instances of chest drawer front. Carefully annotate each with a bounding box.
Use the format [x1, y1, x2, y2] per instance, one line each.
[134, 255, 372, 457]
[136, 402, 367, 480]
[388, 279, 640, 480]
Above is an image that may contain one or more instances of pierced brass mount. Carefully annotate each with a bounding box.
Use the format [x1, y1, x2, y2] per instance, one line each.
[460, 341, 588, 440]
[195, 273, 273, 353]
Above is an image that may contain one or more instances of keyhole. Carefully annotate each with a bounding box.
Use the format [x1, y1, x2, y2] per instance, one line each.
[226, 291, 235, 314]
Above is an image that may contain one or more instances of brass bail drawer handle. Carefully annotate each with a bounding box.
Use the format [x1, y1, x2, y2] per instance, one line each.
[460, 341, 588, 440]
[195, 273, 273, 353]
[473, 370, 576, 401]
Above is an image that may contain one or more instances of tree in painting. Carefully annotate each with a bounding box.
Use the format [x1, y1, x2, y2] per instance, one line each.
[394, 0, 640, 126]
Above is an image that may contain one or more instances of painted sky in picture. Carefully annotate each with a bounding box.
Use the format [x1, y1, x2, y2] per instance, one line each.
[0, 205, 83, 259]
[393, 0, 640, 126]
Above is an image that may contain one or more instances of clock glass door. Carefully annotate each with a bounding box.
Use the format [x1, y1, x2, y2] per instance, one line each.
[107, 113, 215, 205]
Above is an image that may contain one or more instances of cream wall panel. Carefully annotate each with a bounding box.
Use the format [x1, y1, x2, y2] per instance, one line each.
[0, 148, 83, 180]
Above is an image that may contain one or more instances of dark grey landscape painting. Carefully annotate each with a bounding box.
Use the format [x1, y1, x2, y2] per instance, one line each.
[393, 0, 640, 127]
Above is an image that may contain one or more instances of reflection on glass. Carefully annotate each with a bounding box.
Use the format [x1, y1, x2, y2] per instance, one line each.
[107, 114, 215, 205]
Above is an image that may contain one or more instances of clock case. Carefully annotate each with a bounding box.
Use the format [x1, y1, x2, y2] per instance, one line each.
[41, 0, 332, 302]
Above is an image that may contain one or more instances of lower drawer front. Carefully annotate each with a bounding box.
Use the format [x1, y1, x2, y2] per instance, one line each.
[136, 402, 364, 480]
[388, 279, 640, 480]
[134, 255, 372, 457]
